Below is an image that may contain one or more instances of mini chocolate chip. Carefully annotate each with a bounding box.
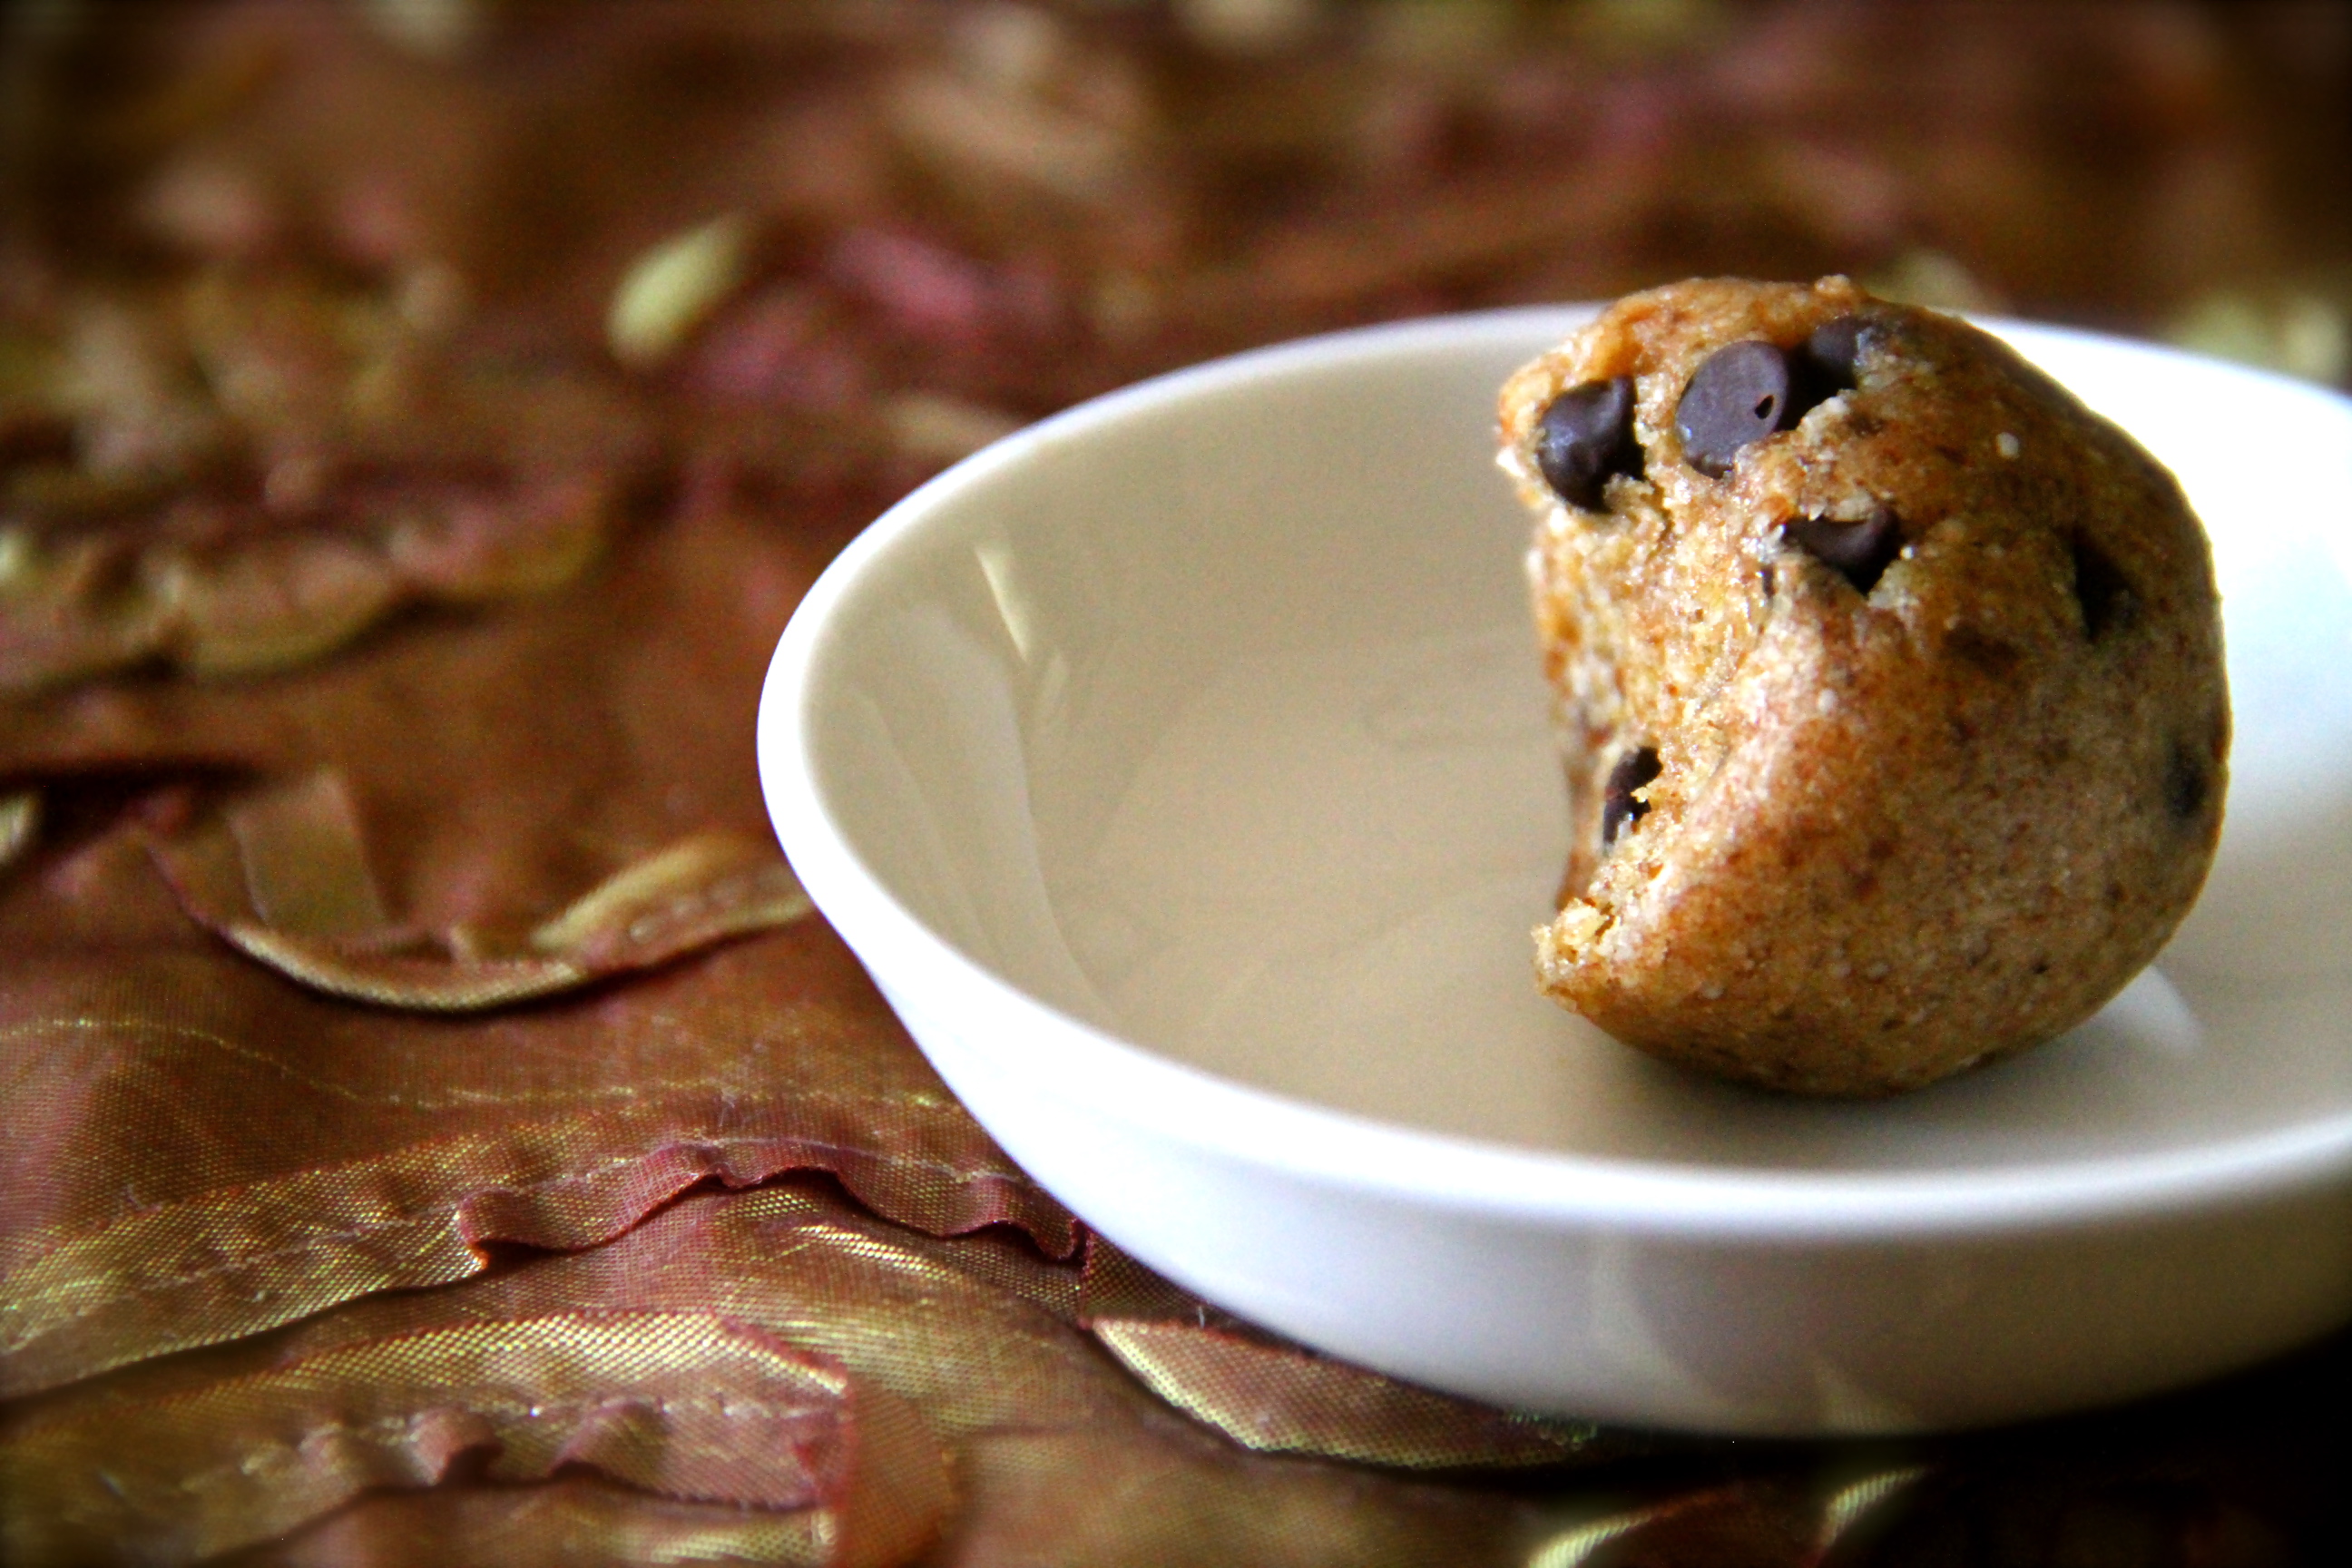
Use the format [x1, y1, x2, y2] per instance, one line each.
[1782, 505, 1903, 593]
[1676, 324, 1882, 480]
[2069, 534, 2135, 640]
[1759, 563, 1776, 598]
[1601, 746, 1661, 848]
[2164, 740, 2209, 820]
[1534, 377, 1642, 511]
[1799, 314, 1876, 396]
[1677, 341, 1793, 477]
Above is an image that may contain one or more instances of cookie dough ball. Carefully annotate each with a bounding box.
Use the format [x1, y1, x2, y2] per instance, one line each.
[1496, 278, 2228, 1095]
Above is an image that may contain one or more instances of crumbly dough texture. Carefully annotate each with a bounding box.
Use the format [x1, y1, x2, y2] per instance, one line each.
[1497, 277, 2229, 1095]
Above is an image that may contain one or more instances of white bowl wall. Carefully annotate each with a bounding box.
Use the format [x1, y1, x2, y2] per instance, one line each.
[760, 309, 2352, 1434]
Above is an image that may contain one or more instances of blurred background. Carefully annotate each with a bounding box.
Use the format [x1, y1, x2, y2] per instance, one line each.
[5, 0, 2347, 541]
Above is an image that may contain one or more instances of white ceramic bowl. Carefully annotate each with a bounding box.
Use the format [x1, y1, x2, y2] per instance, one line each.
[758, 308, 2352, 1436]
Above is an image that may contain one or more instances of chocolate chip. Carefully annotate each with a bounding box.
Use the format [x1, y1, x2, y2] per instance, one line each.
[1800, 314, 1876, 396]
[1676, 321, 1885, 479]
[1676, 341, 1793, 477]
[1782, 505, 1903, 593]
[2164, 740, 2209, 820]
[1534, 377, 1642, 511]
[1602, 746, 1661, 848]
[2069, 534, 2135, 640]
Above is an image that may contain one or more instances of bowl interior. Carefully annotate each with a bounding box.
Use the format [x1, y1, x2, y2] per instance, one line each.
[792, 309, 2352, 1177]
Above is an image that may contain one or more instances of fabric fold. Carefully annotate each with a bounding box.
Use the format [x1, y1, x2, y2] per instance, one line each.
[2, 1182, 1599, 1568]
[1, 821, 1074, 1398]
[1077, 1238, 1642, 1471]
[150, 769, 815, 1010]
[0, 1307, 951, 1567]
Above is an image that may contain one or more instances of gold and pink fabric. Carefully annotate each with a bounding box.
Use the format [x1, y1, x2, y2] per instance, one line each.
[4, 3, 2347, 1562]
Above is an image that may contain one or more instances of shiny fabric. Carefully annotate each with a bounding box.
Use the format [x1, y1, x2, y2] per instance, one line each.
[1077, 1239, 1641, 1471]
[3, 1183, 1552, 1566]
[1, 825, 1073, 1399]
[5, 2, 2351, 1563]
[0, 273, 645, 692]
[154, 770, 817, 1010]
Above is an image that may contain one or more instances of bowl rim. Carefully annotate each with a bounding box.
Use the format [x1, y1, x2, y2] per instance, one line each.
[758, 305, 2352, 1244]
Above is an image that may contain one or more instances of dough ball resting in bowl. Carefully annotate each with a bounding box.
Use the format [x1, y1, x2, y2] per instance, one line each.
[1497, 278, 2230, 1096]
